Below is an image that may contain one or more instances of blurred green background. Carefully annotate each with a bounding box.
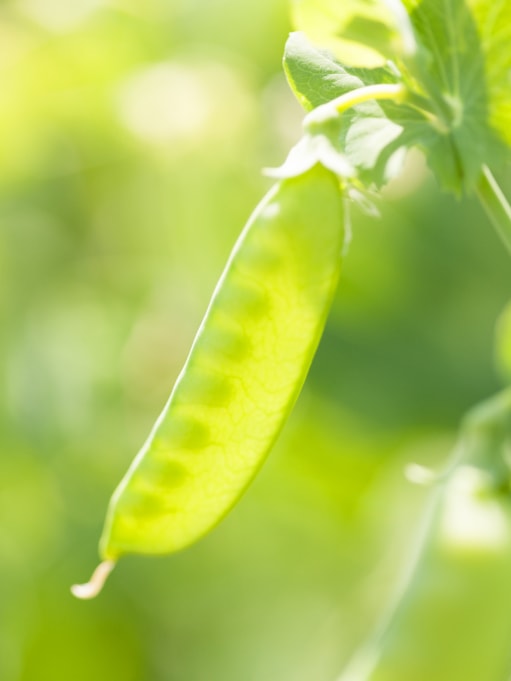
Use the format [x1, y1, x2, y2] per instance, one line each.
[1, 1, 511, 679]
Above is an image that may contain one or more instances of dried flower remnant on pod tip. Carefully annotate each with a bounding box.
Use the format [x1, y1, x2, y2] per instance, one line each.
[71, 561, 116, 600]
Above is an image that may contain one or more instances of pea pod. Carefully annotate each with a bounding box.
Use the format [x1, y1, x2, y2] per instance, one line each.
[338, 392, 511, 681]
[72, 164, 344, 598]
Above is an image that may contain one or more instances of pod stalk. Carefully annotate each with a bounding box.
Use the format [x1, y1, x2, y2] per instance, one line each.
[476, 165, 511, 258]
[303, 83, 407, 130]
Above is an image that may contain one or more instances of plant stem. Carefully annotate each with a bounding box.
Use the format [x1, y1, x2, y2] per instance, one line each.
[476, 165, 511, 257]
[303, 83, 407, 130]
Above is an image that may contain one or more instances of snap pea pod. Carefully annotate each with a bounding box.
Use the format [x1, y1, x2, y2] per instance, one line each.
[73, 164, 344, 598]
[339, 393, 511, 681]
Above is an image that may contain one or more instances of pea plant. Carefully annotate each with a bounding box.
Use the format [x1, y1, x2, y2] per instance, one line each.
[74, 0, 511, 678]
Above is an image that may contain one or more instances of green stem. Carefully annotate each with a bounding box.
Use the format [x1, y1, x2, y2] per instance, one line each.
[459, 387, 511, 488]
[475, 165, 511, 257]
[303, 83, 407, 130]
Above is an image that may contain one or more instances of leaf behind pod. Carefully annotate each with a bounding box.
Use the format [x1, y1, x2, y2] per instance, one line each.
[467, 0, 511, 148]
[291, 0, 417, 68]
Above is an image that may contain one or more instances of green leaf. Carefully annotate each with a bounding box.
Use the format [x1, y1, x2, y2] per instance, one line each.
[285, 0, 510, 195]
[468, 0, 511, 148]
[283, 33, 459, 189]
[283, 31, 365, 112]
[283, 32, 406, 187]
[402, 0, 506, 189]
[291, 0, 417, 68]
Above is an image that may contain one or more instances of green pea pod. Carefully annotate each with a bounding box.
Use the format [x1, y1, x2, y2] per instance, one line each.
[339, 394, 511, 681]
[72, 164, 344, 598]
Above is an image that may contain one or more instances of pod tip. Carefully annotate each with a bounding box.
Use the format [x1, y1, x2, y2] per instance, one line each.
[71, 560, 116, 600]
